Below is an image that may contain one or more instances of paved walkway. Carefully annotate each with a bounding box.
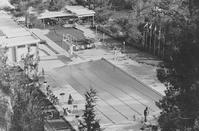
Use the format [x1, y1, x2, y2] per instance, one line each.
[74, 45, 165, 95]
[71, 25, 166, 95]
[32, 27, 164, 131]
[75, 24, 96, 39]
[30, 29, 70, 56]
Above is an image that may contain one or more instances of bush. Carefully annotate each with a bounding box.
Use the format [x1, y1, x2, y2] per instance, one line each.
[95, 9, 112, 24]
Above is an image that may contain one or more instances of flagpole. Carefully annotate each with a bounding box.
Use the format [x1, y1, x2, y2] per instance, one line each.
[162, 32, 165, 58]
[154, 29, 156, 55]
[142, 31, 145, 49]
[144, 22, 148, 51]
[146, 25, 149, 51]
[158, 26, 161, 57]
[144, 31, 147, 50]
[149, 24, 152, 52]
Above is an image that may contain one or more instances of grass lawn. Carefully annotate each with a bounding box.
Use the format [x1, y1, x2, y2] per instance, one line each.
[46, 26, 85, 50]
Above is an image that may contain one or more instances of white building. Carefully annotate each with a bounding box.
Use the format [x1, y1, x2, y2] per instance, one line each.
[0, 11, 40, 64]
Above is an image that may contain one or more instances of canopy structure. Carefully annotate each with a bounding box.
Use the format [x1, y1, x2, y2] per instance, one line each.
[65, 5, 95, 18]
[38, 10, 75, 20]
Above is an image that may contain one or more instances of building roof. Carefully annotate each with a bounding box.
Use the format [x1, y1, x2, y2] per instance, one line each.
[0, 27, 31, 38]
[0, 11, 40, 48]
[38, 10, 75, 19]
[65, 5, 95, 18]
[3, 35, 40, 47]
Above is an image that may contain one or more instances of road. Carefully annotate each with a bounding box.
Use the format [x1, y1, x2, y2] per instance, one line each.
[49, 59, 162, 125]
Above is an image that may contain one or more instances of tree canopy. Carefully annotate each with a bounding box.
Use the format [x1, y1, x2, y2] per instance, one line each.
[0, 47, 48, 131]
[80, 88, 100, 131]
[156, 0, 199, 130]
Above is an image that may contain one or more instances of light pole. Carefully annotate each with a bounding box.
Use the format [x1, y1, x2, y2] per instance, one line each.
[123, 41, 126, 53]
[95, 25, 98, 40]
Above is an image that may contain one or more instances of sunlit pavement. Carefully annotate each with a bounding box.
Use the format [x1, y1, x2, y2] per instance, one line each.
[73, 42, 165, 95]
[72, 25, 165, 95]
[33, 27, 165, 131]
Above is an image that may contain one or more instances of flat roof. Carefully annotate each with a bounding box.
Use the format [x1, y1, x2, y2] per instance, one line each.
[65, 5, 95, 17]
[0, 27, 31, 38]
[38, 10, 75, 19]
[0, 11, 41, 47]
[3, 35, 40, 47]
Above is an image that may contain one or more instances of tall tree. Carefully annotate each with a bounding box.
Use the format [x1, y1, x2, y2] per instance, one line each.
[0, 97, 8, 130]
[9, 52, 47, 131]
[48, 0, 67, 11]
[156, 0, 199, 130]
[80, 88, 100, 131]
[0, 47, 47, 131]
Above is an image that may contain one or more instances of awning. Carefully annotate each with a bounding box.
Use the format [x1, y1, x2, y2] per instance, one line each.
[38, 10, 75, 19]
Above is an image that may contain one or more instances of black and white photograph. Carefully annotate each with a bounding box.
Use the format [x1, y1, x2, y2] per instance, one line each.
[0, 0, 199, 131]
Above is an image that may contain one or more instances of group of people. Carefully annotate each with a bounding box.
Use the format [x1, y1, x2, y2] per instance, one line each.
[46, 85, 59, 105]
[63, 94, 75, 116]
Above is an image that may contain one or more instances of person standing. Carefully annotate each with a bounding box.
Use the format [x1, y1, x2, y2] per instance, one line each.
[144, 107, 149, 122]
[68, 94, 74, 105]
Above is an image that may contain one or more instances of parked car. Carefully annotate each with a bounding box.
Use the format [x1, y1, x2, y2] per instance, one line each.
[73, 38, 95, 51]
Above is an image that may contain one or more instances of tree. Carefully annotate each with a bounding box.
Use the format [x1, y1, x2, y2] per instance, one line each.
[10, 0, 45, 27]
[10, 82, 47, 131]
[9, 52, 47, 131]
[156, 0, 199, 130]
[80, 88, 100, 131]
[0, 97, 8, 130]
[0, 47, 15, 131]
[0, 47, 48, 131]
[95, 8, 112, 24]
[47, 0, 67, 11]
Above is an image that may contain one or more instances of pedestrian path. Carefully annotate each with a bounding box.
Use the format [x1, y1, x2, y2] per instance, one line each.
[75, 24, 96, 39]
[74, 46, 166, 95]
[31, 29, 70, 57]
[39, 44, 56, 56]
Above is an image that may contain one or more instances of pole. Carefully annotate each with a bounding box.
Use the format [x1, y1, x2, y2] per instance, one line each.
[149, 24, 153, 52]
[103, 33, 105, 43]
[158, 26, 161, 56]
[154, 26, 157, 55]
[143, 31, 146, 50]
[154, 33, 156, 55]
[92, 15, 94, 27]
[123, 41, 125, 53]
[146, 27, 149, 51]
[95, 25, 98, 36]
